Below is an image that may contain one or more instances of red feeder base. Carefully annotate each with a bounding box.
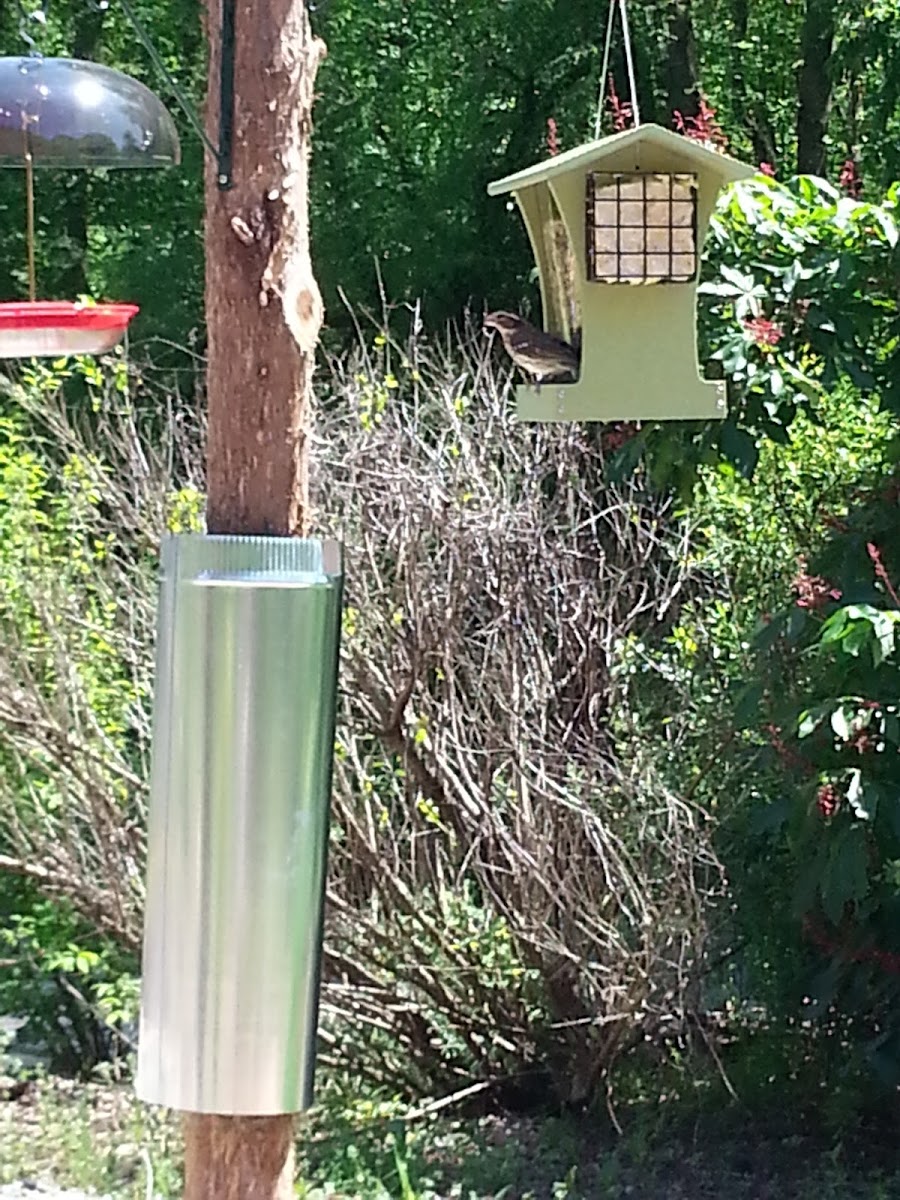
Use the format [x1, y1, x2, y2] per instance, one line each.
[0, 301, 139, 359]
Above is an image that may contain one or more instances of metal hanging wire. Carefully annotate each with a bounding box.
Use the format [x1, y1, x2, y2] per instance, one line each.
[16, 0, 47, 298]
[115, 0, 235, 186]
[17, 0, 48, 56]
[593, 0, 641, 139]
[23, 116, 36, 300]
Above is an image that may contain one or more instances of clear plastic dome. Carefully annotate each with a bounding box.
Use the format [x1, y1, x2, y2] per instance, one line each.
[0, 56, 180, 168]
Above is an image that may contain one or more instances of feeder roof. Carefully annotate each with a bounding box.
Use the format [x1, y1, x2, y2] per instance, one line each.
[488, 122, 754, 196]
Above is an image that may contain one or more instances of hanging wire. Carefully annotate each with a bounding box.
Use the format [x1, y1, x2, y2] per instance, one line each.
[22, 116, 36, 301]
[116, 0, 219, 162]
[16, 0, 46, 298]
[17, 0, 48, 56]
[593, 0, 641, 139]
[594, 1, 617, 139]
[618, 0, 641, 127]
[116, 0, 233, 184]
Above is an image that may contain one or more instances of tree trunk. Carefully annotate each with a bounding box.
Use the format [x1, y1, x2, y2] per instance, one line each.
[796, 0, 836, 175]
[731, 0, 778, 167]
[185, 1, 326, 1195]
[665, 0, 700, 120]
[204, 0, 326, 539]
[184, 1114, 295, 1200]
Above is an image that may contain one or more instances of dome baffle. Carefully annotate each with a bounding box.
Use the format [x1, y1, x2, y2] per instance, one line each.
[0, 56, 180, 168]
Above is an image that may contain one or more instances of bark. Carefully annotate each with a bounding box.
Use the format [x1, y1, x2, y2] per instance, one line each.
[665, 0, 700, 120]
[796, 0, 836, 175]
[185, 1, 326, 1195]
[204, 0, 326, 538]
[183, 1114, 295, 1200]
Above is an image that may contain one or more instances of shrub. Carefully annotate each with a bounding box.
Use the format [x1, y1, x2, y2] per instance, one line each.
[0, 333, 724, 1102]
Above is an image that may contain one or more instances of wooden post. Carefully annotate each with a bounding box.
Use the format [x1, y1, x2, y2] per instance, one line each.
[204, 0, 325, 541]
[184, 0, 326, 1195]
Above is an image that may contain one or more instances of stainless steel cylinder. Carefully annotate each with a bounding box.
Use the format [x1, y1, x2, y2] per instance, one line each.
[136, 534, 342, 1115]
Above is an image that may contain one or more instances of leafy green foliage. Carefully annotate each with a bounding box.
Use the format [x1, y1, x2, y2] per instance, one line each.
[0, 356, 161, 1073]
[615, 173, 899, 501]
[616, 173, 900, 1078]
[0, 880, 137, 1077]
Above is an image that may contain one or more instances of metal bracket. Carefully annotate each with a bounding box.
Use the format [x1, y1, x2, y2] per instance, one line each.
[217, 0, 236, 189]
[118, 0, 236, 189]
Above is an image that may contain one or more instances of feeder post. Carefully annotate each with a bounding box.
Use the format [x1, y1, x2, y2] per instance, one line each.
[180, 0, 326, 1195]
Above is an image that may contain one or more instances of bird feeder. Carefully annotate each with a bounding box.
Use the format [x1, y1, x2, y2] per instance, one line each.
[0, 301, 139, 358]
[488, 123, 754, 422]
[0, 55, 180, 358]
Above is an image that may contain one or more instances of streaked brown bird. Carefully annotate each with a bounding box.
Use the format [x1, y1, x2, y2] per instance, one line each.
[483, 311, 580, 384]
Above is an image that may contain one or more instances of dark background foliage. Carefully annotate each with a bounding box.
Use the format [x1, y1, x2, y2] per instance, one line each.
[4, 0, 899, 340]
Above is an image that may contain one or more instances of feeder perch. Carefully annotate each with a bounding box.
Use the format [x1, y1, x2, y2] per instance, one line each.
[0, 57, 180, 168]
[0, 301, 138, 358]
[488, 123, 754, 422]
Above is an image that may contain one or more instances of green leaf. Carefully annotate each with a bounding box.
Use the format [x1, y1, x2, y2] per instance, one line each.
[884, 712, 900, 745]
[820, 609, 850, 643]
[719, 422, 760, 478]
[830, 705, 854, 741]
[870, 612, 898, 666]
[753, 612, 788, 651]
[846, 769, 873, 820]
[873, 208, 899, 247]
[803, 960, 841, 1019]
[821, 829, 869, 924]
[734, 681, 764, 727]
[749, 795, 792, 835]
[799, 706, 827, 738]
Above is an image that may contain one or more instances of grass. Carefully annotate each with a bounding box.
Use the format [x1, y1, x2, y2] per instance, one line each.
[3, 1052, 900, 1200]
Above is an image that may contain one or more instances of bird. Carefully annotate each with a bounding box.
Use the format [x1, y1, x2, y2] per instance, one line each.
[483, 311, 580, 385]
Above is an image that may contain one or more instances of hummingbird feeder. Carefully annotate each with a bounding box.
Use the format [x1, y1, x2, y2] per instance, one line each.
[0, 300, 139, 359]
[488, 123, 754, 423]
[0, 52, 180, 358]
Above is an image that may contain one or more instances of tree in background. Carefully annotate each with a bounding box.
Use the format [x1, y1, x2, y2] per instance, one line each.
[1, 0, 897, 345]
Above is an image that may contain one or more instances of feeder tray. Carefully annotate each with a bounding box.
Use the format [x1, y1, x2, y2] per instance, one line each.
[0, 300, 138, 358]
[0, 57, 180, 168]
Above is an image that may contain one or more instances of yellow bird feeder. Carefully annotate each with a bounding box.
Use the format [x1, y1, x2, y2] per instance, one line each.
[488, 123, 755, 423]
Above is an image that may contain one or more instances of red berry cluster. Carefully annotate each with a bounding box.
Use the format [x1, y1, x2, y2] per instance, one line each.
[607, 75, 633, 133]
[867, 542, 900, 608]
[816, 783, 841, 819]
[792, 559, 842, 611]
[766, 723, 815, 776]
[673, 98, 729, 151]
[847, 728, 875, 755]
[601, 421, 638, 454]
[546, 117, 560, 158]
[744, 315, 785, 348]
[804, 916, 900, 976]
[839, 158, 863, 199]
